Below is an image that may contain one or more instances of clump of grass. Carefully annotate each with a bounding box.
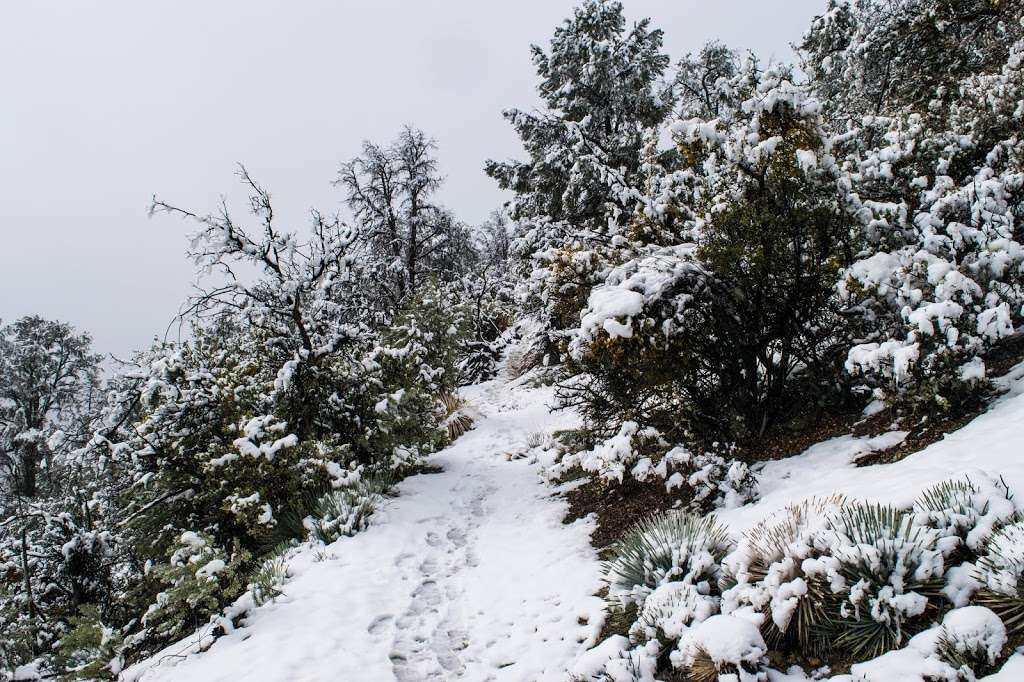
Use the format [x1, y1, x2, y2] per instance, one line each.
[439, 392, 474, 441]
[250, 556, 288, 606]
[307, 473, 394, 545]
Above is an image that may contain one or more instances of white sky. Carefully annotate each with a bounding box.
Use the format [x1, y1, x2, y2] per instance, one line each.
[2, 0, 824, 359]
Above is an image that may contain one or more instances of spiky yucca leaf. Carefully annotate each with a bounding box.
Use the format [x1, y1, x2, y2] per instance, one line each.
[975, 521, 1024, 636]
[680, 647, 722, 682]
[604, 510, 732, 605]
[914, 477, 978, 515]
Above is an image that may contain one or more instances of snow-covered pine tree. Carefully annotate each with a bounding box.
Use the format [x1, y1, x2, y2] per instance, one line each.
[485, 0, 673, 364]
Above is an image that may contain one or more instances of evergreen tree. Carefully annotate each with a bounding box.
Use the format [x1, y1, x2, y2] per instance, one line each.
[485, 0, 673, 359]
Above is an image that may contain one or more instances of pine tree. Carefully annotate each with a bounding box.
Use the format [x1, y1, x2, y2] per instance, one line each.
[485, 0, 673, 360]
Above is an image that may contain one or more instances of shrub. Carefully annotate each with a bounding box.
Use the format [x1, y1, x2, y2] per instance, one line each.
[913, 477, 1016, 560]
[54, 605, 122, 681]
[128, 532, 252, 660]
[673, 615, 767, 682]
[722, 497, 844, 653]
[824, 503, 945, 660]
[604, 511, 733, 606]
[439, 393, 474, 441]
[935, 606, 1007, 678]
[631, 581, 718, 644]
[306, 473, 393, 545]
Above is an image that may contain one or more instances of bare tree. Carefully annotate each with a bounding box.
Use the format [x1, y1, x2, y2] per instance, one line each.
[335, 127, 466, 311]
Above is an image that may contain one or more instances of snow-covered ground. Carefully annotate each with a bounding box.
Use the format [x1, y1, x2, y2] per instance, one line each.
[718, 361, 1024, 532]
[124, 379, 605, 682]
[123, 361, 1024, 682]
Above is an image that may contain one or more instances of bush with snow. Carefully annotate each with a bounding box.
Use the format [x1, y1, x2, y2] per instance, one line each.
[975, 520, 1024, 638]
[306, 473, 392, 545]
[631, 581, 719, 644]
[672, 615, 768, 681]
[936, 606, 1007, 676]
[604, 510, 732, 607]
[721, 497, 845, 652]
[822, 503, 945, 659]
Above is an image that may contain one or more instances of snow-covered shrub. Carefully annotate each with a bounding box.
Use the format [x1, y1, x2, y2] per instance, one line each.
[604, 511, 732, 606]
[630, 581, 719, 645]
[552, 425, 755, 513]
[721, 497, 845, 652]
[975, 520, 1024, 637]
[306, 474, 392, 546]
[832, 31, 1024, 413]
[661, 445, 757, 513]
[936, 606, 1007, 677]
[913, 477, 1016, 560]
[672, 615, 768, 682]
[825, 503, 945, 660]
[438, 392, 474, 442]
[249, 556, 288, 607]
[564, 58, 860, 446]
[53, 605, 122, 681]
[554, 420, 663, 484]
[129, 532, 252, 660]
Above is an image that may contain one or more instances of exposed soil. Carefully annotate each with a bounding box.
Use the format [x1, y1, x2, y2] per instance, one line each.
[562, 471, 685, 553]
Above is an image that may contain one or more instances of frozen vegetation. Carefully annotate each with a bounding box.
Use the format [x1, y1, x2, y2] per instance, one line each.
[4, 0, 1024, 680]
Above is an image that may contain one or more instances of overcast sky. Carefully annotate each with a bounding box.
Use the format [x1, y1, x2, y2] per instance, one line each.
[2, 0, 824, 359]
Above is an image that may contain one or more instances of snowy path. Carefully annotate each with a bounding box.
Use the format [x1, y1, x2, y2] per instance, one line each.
[126, 379, 605, 682]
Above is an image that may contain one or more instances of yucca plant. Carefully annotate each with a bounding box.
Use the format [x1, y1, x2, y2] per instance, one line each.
[913, 477, 989, 561]
[726, 497, 843, 653]
[250, 556, 288, 606]
[439, 392, 474, 441]
[935, 606, 1007, 678]
[632, 581, 718, 644]
[306, 473, 393, 545]
[975, 521, 1024, 637]
[604, 511, 733, 606]
[824, 502, 944, 660]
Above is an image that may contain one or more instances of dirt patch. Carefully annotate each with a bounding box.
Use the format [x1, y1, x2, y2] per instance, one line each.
[562, 470, 685, 553]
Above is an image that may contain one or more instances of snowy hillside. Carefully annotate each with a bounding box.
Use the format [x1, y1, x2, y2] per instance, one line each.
[116, 360, 1024, 681]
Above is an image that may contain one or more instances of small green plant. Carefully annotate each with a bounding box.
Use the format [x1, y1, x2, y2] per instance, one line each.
[307, 473, 394, 545]
[824, 503, 943, 660]
[604, 511, 732, 605]
[250, 557, 288, 607]
[55, 605, 122, 680]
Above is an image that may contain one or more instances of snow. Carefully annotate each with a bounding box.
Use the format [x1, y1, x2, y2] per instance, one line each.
[939, 606, 1006, 666]
[123, 362, 1024, 682]
[674, 614, 767, 671]
[123, 378, 605, 682]
[718, 361, 1024, 532]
